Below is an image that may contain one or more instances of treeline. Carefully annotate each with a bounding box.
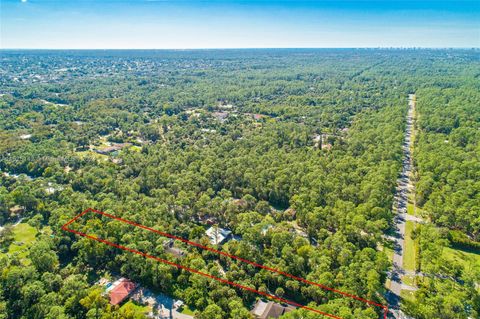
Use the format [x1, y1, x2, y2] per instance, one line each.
[404, 59, 480, 318]
[415, 84, 480, 239]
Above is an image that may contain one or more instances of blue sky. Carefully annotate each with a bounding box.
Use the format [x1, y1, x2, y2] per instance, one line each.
[1, 0, 479, 48]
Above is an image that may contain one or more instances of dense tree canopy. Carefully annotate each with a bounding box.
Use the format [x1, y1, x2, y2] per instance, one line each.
[0, 49, 478, 319]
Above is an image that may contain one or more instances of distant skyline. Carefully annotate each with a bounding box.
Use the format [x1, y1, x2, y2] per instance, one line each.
[1, 0, 479, 49]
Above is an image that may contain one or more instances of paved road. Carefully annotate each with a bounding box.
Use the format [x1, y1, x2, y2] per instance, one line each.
[386, 94, 416, 318]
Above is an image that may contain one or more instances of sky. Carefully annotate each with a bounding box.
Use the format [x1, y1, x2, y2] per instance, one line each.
[1, 0, 479, 49]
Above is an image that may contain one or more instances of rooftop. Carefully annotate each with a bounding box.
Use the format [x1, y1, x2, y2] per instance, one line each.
[109, 278, 137, 306]
[252, 300, 294, 319]
[206, 226, 232, 245]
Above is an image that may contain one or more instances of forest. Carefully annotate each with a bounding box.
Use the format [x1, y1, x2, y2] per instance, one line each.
[0, 49, 478, 319]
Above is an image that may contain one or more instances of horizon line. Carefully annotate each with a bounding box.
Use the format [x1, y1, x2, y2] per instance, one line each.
[1, 47, 479, 50]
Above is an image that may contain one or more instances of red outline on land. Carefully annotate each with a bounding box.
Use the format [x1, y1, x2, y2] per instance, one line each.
[62, 208, 389, 319]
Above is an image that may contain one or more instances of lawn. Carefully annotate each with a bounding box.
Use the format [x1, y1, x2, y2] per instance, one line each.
[130, 145, 142, 152]
[13, 223, 37, 243]
[407, 203, 415, 216]
[400, 289, 416, 302]
[180, 305, 195, 315]
[403, 221, 417, 271]
[40, 225, 53, 236]
[119, 301, 150, 314]
[1, 223, 38, 264]
[378, 241, 394, 260]
[402, 274, 416, 287]
[384, 246, 394, 260]
[385, 278, 391, 290]
[443, 246, 480, 269]
[75, 150, 109, 161]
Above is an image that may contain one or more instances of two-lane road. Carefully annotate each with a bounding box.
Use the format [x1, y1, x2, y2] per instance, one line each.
[386, 94, 416, 318]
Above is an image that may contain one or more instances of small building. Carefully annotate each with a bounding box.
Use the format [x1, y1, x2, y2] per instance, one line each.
[231, 198, 249, 209]
[111, 158, 123, 165]
[95, 143, 131, 155]
[135, 137, 147, 145]
[19, 134, 32, 140]
[206, 226, 232, 245]
[312, 134, 321, 148]
[261, 225, 273, 236]
[198, 215, 218, 225]
[218, 103, 234, 110]
[283, 207, 296, 220]
[313, 133, 341, 150]
[173, 300, 184, 308]
[163, 239, 186, 258]
[44, 182, 63, 195]
[212, 112, 229, 122]
[251, 300, 294, 319]
[9, 205, 25, 217]
[200, 128, 216, 133]
[109, 278, 137, 306]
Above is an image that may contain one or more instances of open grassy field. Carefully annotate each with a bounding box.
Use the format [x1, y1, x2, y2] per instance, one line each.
[130, 145, 142, 152]
[12, 223, 36, 243]
[402, 274, 416, 287]
[400, 289, 416, 302]
[407, 203, 415, 216]
[403, 221, 417, 271]
[385, 278, 391, 290]
[75, 150, 109, 161]
[1, 223, 38, 264]
[384, 245, 394, 260]
[180, 305, 195, 315]
[443, 246, 480, 269]
[379, 239, 394, 261]
[119, 301, 150, 314]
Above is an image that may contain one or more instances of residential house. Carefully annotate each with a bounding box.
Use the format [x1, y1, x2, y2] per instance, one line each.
[19, 134, 32, 140]
[283, 208, 296, 220]
[261, 224, 273, 236]
[217, 103, 235, 110]
[95, 143, 131, 155]
[198, 214, 218, 225]
[212, 112, 229, 122]
[109, 278, 137, 306]
[206, 226, 232, 245]
[9, 205, 25, 218]
[251, 300, 294, 319]
[163, 239, 186, 258]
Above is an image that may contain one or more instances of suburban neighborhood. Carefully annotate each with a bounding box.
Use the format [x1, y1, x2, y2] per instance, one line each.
[96, 276, 294, 319]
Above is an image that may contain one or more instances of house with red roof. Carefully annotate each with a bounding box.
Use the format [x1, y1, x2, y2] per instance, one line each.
[109, 278, 137, 306]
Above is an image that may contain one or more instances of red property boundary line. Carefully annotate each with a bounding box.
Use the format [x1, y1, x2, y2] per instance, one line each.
[62, 208, 389, 319]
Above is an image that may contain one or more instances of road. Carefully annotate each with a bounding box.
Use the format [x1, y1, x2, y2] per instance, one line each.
[385, 94, 416, 318]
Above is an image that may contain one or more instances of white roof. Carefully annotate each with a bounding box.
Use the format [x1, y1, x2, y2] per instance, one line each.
[252, 300, 268, 316]
[206, 226, 232, 245]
